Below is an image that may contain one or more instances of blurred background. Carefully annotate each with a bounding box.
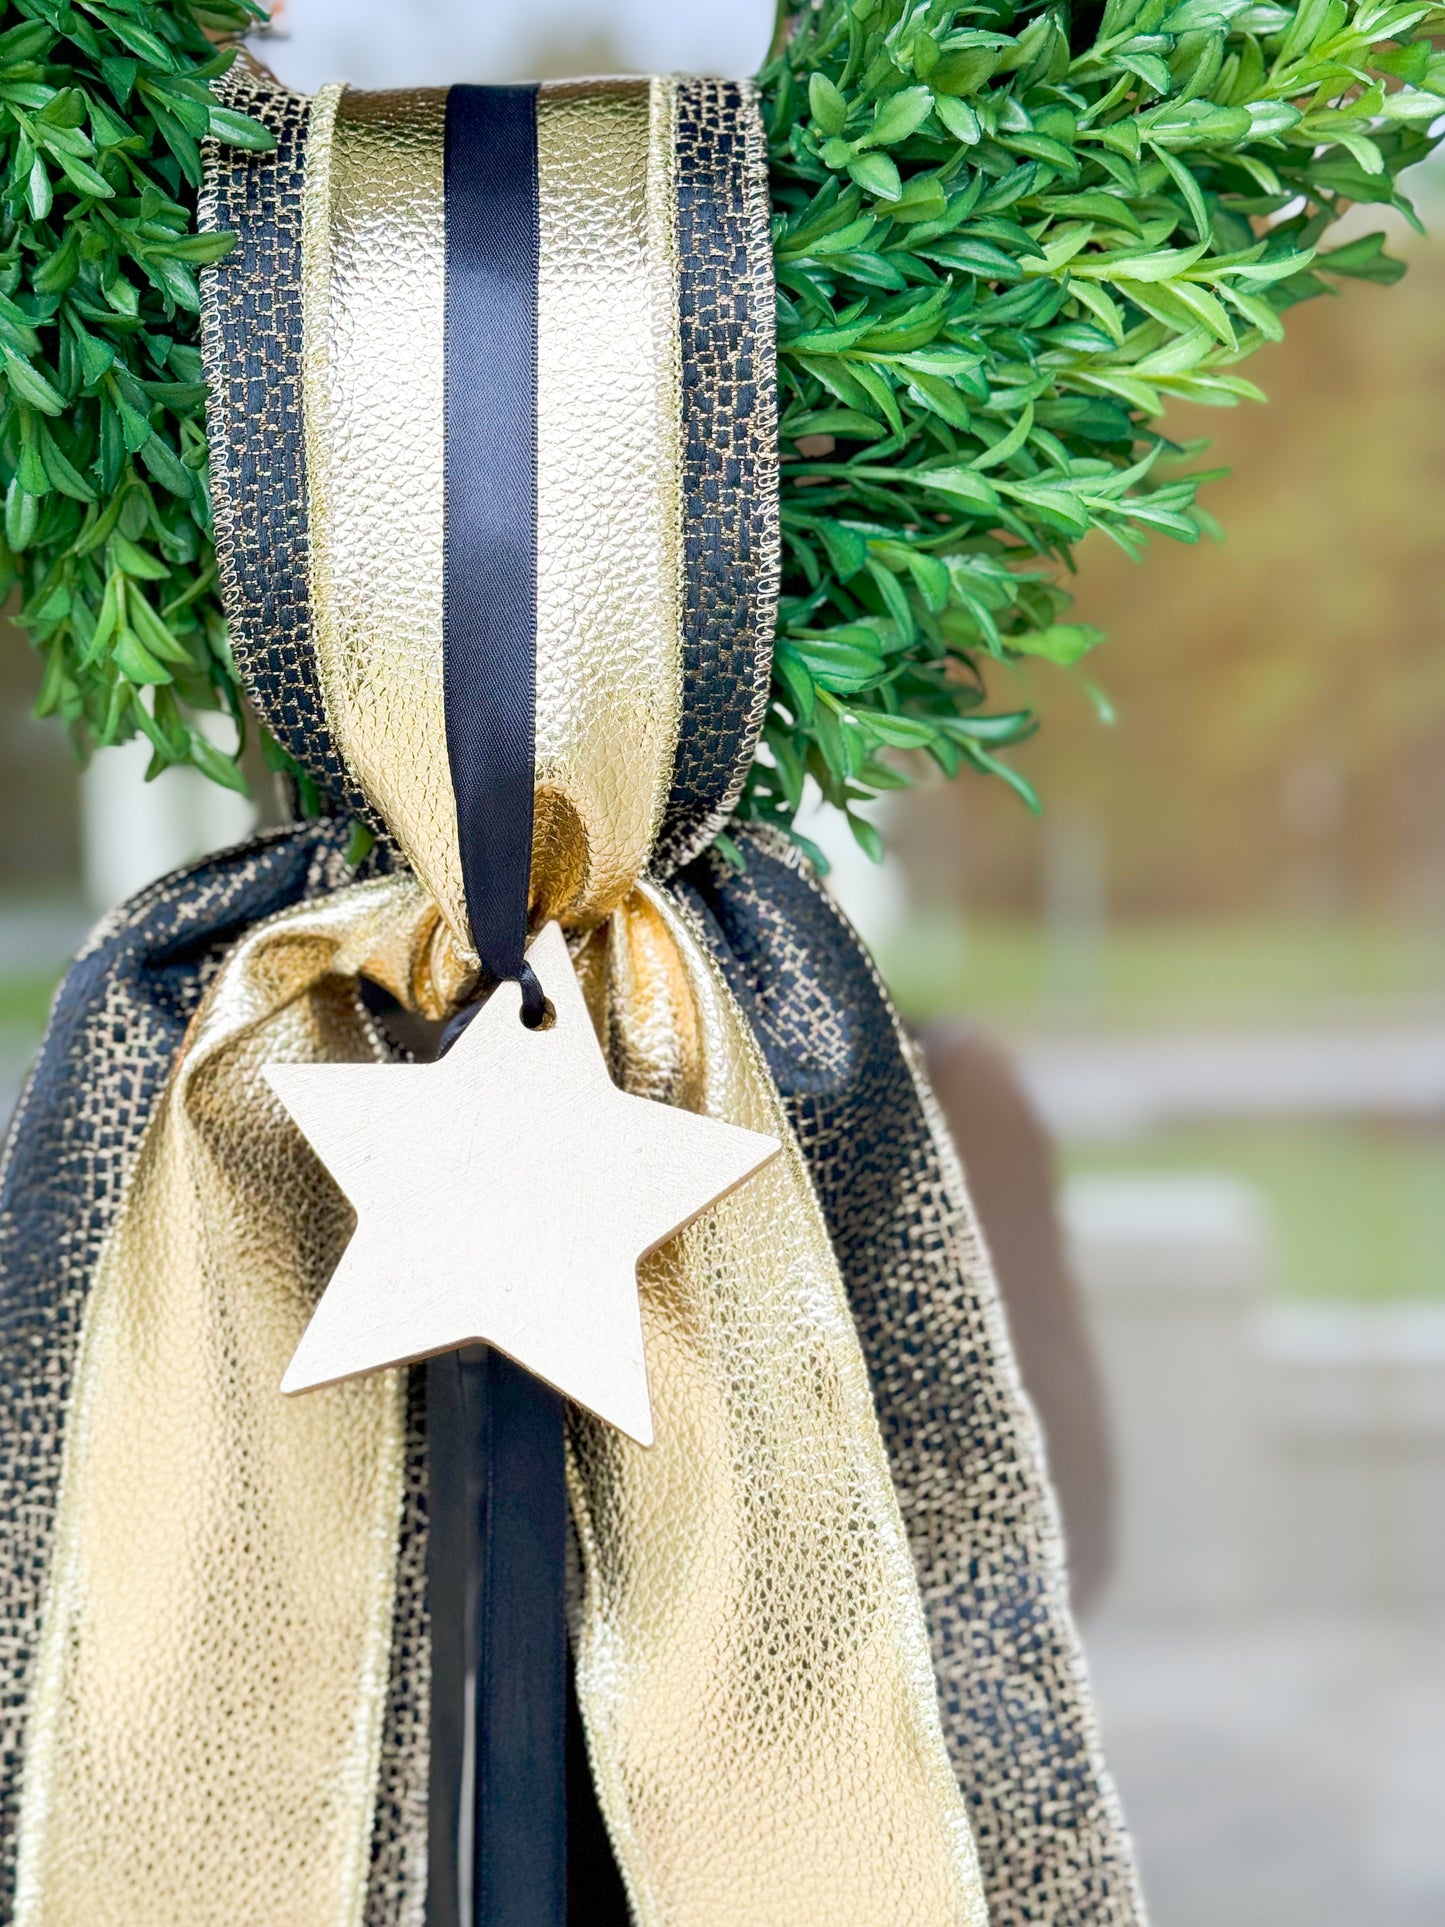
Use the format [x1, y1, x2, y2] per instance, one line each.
[3, 4, 1443, 1922]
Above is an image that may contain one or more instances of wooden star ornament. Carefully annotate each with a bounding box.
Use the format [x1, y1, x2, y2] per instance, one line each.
[266, 921, 780, 1446]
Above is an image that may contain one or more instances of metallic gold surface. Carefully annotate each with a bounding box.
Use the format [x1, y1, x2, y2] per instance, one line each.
[301, 84, 459, 932]
[302, 80, 684, 956]
[569, 884, 988, 1927]
[530, 80, 683, 928]
[11, 879, 446, 1927]
[15, 866, 987, 1925]
[686, 829, 1146, 1925]
[17, 69, 1019, 1927]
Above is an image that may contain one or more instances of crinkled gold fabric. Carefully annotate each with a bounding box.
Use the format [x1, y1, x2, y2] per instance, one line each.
[15, 76, 989, 1927]
[681, 831, 1146, 1926]
[301, 80, 684, 955]
[14, 865, 984, 1925]
[570, 884, 985, 1925]
[12, 880, 462, 1927]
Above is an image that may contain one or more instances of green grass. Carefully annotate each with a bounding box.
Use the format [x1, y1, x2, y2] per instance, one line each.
[881, 912, 1445, 1028]
[0, 969, 59, 1033]
[1067, 1121, 1445, 1304]
[880, 914, 1445, 1303]
[4, 916, 1443, 1302]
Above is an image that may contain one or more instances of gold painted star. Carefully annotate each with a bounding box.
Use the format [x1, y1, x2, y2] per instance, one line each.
[265, 921, 779, 1446]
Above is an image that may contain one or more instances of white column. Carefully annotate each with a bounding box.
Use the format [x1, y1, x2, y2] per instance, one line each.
[82, 726, 257, 914]
[263, 0, 774, 91]
[1067, 1172, 1271, 1617]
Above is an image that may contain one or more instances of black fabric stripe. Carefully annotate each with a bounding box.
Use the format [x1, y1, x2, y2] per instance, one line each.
[199, 65, 363, 814]
[443, 83, 540, 991]
[653, 78, 778, 877]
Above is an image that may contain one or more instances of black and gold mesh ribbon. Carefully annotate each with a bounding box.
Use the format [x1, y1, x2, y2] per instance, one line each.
[0, 60, 1143, 1927]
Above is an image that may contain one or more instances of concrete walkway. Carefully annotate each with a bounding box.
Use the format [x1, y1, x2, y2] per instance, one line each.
[1088, 1610, 1445, 1927]
[1014, 1028, 1445, 1138]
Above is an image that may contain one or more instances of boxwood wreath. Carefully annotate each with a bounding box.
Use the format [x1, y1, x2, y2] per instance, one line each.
[0, 0, 1440, 864]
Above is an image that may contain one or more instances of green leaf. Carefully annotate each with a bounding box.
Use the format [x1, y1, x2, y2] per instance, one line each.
[39, 426, 97, 502]
[3, 350, 65, 415]
[112, 628, 172, 684]
[1008, 623, 1105, 665]
[110, 531, 170, 579]
[809, 71, 849, 137]
[127, 588, 193, 663]
[904, 368, 975, 430]
[1378, 88, 1445, 122]
[1150, 143, 1209, 242]
[153, 228, 240, 265]
[846, 150, 902, 201]
[68, 319, 116, 385]
[207, 104, 278, 153]
[930, 47, 1002, 95]
[972, 402, 1035, 470]
[1316, 232, 1405, 284]
[52, 148, 116, 198]
[139, 430, 196, 498]
[933, 94, 982, 144]
[848, 361, 905, 434]
[5, 480, 39, 552]
[90, 12, 176, 70]
[904, 550, 951, 610]
[27, 153, 52, 219]
[816, 519, 871, 579]
[915, 466, 1002, 511]
[866, 557, 916, 642]
[889, 174, 948, 223]
[858, 86, 935, 150]
[848, 811, 885, 863]
[791, 406, 886, 440]
[1243, 100, 1303, 137]
[921, 236, 1022, 279]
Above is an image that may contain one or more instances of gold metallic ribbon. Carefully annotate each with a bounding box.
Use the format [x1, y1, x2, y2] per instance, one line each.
[15, 78, 989, 1926]
[301, 80, 684, 953]
[13, 884, 458, 1925]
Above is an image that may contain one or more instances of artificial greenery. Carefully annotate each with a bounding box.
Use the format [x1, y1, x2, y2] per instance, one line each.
[0, 0, 1440, 846]
[0, 0, 268, 794]
[746, 0, 1444, 858]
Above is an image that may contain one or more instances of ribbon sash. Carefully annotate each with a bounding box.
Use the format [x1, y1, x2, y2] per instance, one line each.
[431, 85, 567, 1927]
[442, 84, 539, 1005]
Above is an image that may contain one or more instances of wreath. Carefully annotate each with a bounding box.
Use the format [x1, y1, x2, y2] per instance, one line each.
[0, 0, 1439, 858]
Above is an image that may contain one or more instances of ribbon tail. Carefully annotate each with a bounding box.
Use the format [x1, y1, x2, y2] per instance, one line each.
[0, 822, 362, 1914]
[5, 866, 449, 1927]
[678, 827, 1146, 1923]
[426, 1346, 567, 1927]
[567, 880, 988, 1927]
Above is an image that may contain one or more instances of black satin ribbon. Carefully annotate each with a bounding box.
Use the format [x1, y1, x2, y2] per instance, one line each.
[426, 1348, 567, 1927]
[432, 83, 567, 1927]
[443, 82, 545, 1026]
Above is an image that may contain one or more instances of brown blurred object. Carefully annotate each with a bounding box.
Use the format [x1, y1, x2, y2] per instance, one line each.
[924, 1025, 1116, 1615]
[0, 614, 80, 898]
[899, 208, 1445, 927]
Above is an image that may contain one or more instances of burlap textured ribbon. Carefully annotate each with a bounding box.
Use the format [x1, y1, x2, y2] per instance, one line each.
[0, 59, 1144, 1927]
